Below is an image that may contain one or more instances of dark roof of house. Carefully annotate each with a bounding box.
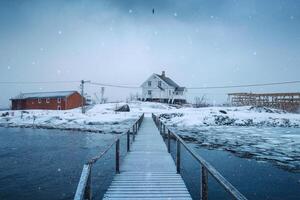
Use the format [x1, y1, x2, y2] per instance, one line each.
[155, 74, 185, 91]
[11, 91, 78, 100]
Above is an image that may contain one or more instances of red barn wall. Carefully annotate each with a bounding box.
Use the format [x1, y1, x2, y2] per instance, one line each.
[11, 92, 84, 110]
[23, 98, 66, 110]
[65, 92, 84, 109]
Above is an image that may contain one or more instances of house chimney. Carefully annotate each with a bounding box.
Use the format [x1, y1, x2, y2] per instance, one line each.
[162, 71, 165, 77]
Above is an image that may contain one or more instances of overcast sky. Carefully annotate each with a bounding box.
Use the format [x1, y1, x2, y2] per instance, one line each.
[0, 0, 300, 107]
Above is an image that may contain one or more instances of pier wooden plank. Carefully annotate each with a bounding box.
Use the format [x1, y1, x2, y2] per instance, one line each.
[103, 117, 192, 200]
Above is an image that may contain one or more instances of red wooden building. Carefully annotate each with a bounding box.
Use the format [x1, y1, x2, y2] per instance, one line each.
[11, 91, 84, 110]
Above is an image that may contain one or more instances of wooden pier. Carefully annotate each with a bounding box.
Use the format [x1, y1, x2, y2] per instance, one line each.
[103, 117, 192, 199]
[74, 113, 247, 200]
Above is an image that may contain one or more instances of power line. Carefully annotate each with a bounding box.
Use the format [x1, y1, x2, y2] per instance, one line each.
[0, 79, 300, 90]
[0, 80, 80, 85]
[90, 82, 140, 89]
[186, 80, 300, 90]
[90, 80, 300, 89]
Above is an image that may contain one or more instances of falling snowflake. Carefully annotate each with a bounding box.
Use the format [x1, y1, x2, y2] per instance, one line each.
[174, 12, 177, 17]
[290, 15, 294, 20]
[57, 168, 61, 172]
[253, 51, 257, 56]
[57, 69, 61, 75]
[32, 61, 36, 65]
[129, 9, 133, 14]
[40, 47, 44, 51]
[58, 30, 62, 35]
[7, 65, 11, 70]
[210, 15, 214, 19]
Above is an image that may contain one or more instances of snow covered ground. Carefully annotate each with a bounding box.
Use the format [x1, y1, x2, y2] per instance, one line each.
[0, 101, 175, 133]
[156, 106, 300, 172]
[0, 103, 142, 134]
[158, 106, 300, 128]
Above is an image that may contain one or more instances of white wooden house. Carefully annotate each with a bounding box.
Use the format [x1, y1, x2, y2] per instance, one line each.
[141, 71, 187, 104]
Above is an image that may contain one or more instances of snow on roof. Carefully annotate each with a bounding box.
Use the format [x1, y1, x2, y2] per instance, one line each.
[155, 74, 180, 88]
[11, 91, 78, 100]
[155, 74, 186, 91]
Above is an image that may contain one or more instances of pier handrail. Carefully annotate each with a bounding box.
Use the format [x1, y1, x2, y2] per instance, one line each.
[74, 113, 144, 200]
[152, 113, 247, 200]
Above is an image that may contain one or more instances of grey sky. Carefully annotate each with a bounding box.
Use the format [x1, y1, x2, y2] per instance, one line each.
[1, 0, 300, 107]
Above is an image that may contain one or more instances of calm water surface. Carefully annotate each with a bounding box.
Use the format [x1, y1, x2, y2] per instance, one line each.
[0, 127, 119, 200]
[180, 145, 300, 200]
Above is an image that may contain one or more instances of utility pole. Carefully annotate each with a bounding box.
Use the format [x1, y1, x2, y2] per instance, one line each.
[101, 87, 105, 104]
[81, 80, 91, 114]
[81, 80, 85, 114]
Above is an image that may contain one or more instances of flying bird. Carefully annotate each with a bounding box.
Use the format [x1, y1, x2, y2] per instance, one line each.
[152, 8, 155, 14]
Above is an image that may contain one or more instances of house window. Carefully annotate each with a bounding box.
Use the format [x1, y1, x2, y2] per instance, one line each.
[38, 98, 42, 104]
[169, 90, 171, 95]
[46, 98, 50, 103]
[158, 81, 162, 87]
[57, 98, 61, 104]
[148, 81, 151, 87]
[148, 90, 152, 95]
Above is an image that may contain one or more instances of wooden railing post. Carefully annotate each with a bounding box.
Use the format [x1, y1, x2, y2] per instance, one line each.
[84, 165, 92, 200]
[201, 166, 208, 200]
[133, 125, 135, 141]
[74, 164, 92, 200]
[167, 130, 171, 153]
[116, 139, 120, 174]
[160, 122, 162, 134]
[176, 139, 181, 174]
[127, 131, 130, 152]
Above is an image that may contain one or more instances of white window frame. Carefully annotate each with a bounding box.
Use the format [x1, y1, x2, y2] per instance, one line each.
[46, 98, 50, 104]
[57, 98, 61, 104]
[38, 98, 42, 104]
